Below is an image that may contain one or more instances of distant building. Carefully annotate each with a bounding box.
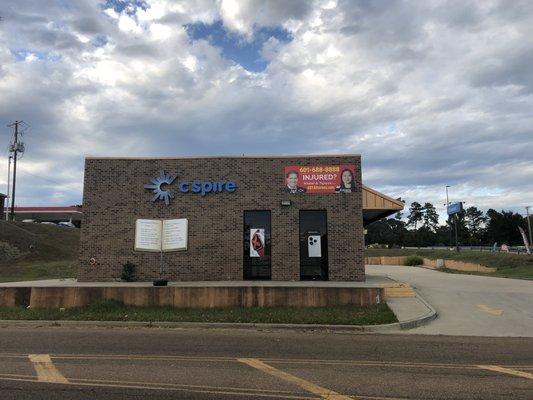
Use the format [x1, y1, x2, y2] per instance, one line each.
[3, 206, 82, 227]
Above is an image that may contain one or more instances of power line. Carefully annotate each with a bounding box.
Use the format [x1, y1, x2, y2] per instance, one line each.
[17, 167, 82, 191]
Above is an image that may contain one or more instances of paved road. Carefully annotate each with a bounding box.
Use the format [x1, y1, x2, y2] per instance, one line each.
[0, 326, 531, 399]
[367, 265, 533, 337]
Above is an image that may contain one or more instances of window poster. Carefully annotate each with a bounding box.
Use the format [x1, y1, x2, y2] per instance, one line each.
[283, 164, 357, 194]
[250, 228, 265, 257]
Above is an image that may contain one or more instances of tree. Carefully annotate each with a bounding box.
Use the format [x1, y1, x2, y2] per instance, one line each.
[464, 206, 486, 245]
[446, 210, 469, 246]
[366, 217, 408, 248]
[484, 209, 526, 246]
[422, 202, 439, 232]
[407, 202, 424, 229]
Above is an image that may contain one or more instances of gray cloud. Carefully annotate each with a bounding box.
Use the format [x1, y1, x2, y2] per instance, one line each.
[0, 0, 531, 220]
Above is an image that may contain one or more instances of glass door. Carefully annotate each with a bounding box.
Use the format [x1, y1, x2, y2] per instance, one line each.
[299, 210, 328, 280]
[243, 210, 271, 280]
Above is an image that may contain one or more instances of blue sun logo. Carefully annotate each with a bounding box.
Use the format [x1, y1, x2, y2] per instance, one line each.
[144, 170, 177, 205]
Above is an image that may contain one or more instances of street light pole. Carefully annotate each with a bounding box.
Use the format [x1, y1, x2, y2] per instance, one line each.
[454, 214, 459, 252]
[446, 185, 451, 248]
[526, 206, 532, 248]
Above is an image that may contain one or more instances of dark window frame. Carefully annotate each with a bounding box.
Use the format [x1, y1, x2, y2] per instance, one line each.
[243, 210, 272, 280]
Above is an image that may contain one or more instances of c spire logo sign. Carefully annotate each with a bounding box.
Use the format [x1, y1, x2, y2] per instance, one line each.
[144, 170, 176, 205]
[144, 170, 237, 206]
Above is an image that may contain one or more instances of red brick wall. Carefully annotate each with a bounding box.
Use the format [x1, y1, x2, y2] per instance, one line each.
[78, 156, 365, 282]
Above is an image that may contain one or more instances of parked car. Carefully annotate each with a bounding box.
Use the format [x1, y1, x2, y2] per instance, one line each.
[58, 221, 76, 228]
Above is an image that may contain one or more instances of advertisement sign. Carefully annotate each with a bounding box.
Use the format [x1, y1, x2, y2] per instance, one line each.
[283, 164, 356, 194]
[447, 202, 463, 215]
[250, 228, 265, 257]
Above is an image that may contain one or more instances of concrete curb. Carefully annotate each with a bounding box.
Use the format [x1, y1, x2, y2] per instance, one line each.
[364, 293, 437, 333]
[0, 293, 437, 333]
[398, 294, 438, 330]
[0, 319, 373, 332]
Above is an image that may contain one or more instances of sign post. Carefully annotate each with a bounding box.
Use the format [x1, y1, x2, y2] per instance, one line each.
[447, 202, 463, 252]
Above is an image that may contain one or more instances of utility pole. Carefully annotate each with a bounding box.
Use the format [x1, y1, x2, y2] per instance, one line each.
[7, 121, 26, 222]
[5, 155, 12, 220]
[526, 206, 532, 248]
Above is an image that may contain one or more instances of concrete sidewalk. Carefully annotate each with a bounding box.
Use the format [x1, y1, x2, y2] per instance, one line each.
[0, 276, 394, 288]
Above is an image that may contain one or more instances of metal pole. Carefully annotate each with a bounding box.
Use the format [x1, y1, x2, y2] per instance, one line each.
[5, 155, 11, 221]
[454, 214, 459, 252]
[446, 185, 451, 248]
[9, 121, 19, 222]
[526, 206, 532, 248]
[159, 249, 164, 278]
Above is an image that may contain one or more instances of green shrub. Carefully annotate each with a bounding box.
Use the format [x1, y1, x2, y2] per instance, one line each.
[404, 255, 424, 266]
[120, 262, 136, 282]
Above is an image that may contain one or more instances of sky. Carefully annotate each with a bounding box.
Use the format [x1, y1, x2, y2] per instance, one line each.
[0, 0, 532, 222]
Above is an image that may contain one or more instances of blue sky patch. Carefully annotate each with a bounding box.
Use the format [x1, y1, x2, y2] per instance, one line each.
[11, 49, 61, 62]
[102, 0, 148, 15]
[185, 20, 292, 72]
[92, 35, 109, 48]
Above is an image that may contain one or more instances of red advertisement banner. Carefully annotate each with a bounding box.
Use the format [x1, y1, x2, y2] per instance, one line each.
[283, 164, 357, 194]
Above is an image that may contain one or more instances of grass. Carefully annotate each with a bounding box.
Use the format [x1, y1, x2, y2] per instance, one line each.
[0, 221, 79, 282]
[0, 261, 77, 283]
[0, 221, 79, 262]
[0, 300, 397, 325]
[365, 248, 533, 279]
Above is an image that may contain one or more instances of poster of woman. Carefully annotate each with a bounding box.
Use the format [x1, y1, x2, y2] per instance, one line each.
[335, 168, 356, 193]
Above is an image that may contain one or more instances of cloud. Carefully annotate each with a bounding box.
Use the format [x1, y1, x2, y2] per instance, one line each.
[0, 0, 531, 223]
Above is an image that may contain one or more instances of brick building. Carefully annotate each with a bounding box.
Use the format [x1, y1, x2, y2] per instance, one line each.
[79, 155, 402, 282]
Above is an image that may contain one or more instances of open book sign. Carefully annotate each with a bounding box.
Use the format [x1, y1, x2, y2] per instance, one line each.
[134, 219, 188, 252]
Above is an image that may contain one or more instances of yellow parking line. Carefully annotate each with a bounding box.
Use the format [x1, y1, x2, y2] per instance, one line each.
[28, 354, 69, 384]
[478, 365, 533, 380]
[239, 357, 356, 400]
[477, 304, 503, 316]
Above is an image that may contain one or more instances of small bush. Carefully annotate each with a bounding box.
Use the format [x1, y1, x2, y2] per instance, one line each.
[404, 255, 424, 266]
[120, 262, 136, 282]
